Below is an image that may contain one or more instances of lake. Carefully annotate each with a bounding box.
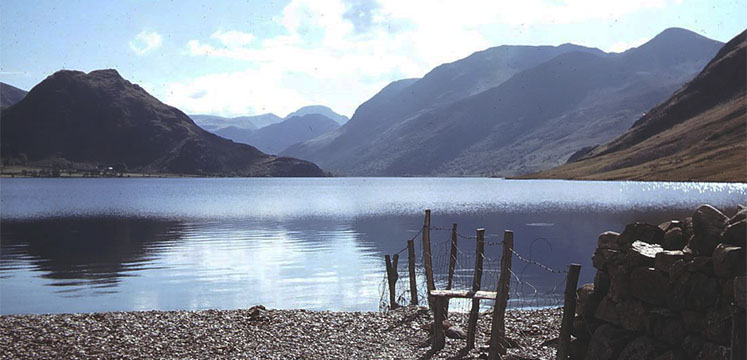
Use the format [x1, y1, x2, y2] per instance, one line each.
[1, 178, 745, 315]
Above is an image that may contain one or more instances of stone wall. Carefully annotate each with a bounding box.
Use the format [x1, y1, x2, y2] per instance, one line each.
[571, 204, 746, 360]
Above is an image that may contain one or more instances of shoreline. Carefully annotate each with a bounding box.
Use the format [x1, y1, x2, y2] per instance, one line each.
[0, 306, 562, 359]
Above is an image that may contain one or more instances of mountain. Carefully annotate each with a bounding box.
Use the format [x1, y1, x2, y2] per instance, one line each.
[283, 28, 723, 176]
[0, 69, 326, 177]
[216, 114, 340, 154]
[189, 114, 272, 131]
[285, 105, 349, 125]
[1, 82, 28, 109]
[526, 29, 747, 182]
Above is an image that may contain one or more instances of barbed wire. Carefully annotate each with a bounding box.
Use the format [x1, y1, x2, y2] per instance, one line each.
[510, 248, 568, 274]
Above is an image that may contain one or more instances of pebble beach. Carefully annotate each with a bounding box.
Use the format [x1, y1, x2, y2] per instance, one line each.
[0, 306, 562, 359]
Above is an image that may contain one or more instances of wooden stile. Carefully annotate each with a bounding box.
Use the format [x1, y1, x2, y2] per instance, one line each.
[466, 228, 485, 350]
[407, 239, 418, 305]
[445, 223, 458, 317]
[556, 263, 581, 360]
[489, 230, 514, 360]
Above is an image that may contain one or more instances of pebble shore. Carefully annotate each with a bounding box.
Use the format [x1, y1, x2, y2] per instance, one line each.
[0, 306, 561, 359]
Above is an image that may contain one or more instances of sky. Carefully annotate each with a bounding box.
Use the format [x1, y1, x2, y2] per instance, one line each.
[1, 0, 745, 118]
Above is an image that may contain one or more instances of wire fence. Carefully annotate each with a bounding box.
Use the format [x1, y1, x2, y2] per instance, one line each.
[379, 224, 569, 312]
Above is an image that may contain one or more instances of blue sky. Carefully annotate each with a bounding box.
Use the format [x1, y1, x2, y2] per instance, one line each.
[1, 0, 745, 117]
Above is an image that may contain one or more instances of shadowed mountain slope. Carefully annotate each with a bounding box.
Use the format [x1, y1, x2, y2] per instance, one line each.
[284, 28, 722, 176]
[0, 69, 326, 177]
[1, 82, 27, 109]
[527, 29, 747, 182]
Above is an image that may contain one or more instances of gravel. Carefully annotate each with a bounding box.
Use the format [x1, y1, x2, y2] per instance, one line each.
[0, 306, 562, 359]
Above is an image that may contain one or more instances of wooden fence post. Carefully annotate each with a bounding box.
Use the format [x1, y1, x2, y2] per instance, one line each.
[557, 263, 582, 360]
[445, 223, 458, 317]
[422, 209, 435, 310]
[385, 254, 400, 310]
[466, 228, 485, 350]
[489, 230, 514, 360]
[407, 239, 418, 305]
[432, 296, 446, 350]
[447, 223, 458, 290]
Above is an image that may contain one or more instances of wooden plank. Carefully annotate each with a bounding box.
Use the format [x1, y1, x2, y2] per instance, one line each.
[489, 230, 514, 360]
[432, 296, 446, 351]
[422, 209, 435, 310]
[429, 289, 498, 300]
[466, 228, 485, 350]
[557, 263, 582, 360]
[407, 239, 418, 305]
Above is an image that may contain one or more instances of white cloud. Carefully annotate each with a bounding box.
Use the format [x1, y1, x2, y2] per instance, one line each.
[168, 0, 681, 117]
[129, 30, 163, 55]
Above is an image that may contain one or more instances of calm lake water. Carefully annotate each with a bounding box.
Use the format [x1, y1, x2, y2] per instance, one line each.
[1, 178, 745, 315]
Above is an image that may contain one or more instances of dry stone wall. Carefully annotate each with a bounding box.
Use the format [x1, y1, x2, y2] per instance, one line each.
[571, 204, 746, 360]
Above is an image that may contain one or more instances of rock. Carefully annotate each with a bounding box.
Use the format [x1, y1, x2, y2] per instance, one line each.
[653, 349, 685, 360]
[569, 337, 588, 360]
[616, 298, 648, 331]
[689, 205, 728, 256]
[719, 279, 734, 309]
[712, 244, 745, 278]
[686, 257, 713, 275]
[682, 217, 695, 242]
[445, 325, 466, 339]
[630, 267, 669, 305]
[584, 324, 635, 360]
[655, 250, 686, 273]
[594, 271, 611, 298]
[617, 336, 665, 360]
[572, 315, 598, 341]
[625, 241, 664, 271]
[735, 276, 746, 308]
[576, 283, 600, 319]
[594, 296, 619, 325]
[688, 272, 720, 311]
[696, 342, 730, 359]
[658, 220, 682, 233]
[681, 310, 706, 334]
[598, 231, 620, 250]
[669, 271, 719, 311]
[593, 248, 621, 270]
[662, 228, 687, 250]
[618, 223, 665, 249]
[721, 219, 746, 247]
[682, 335, 705, 359]
[703, 309, 731, 345]
[608, 265, 631, 302]
[650, 313, 687, 346]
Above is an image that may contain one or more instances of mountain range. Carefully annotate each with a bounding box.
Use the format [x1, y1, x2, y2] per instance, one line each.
[0, 70, 326, 177]
[190, 105, 346, 154]
[283, 28, 724, 177]
[527, 29, 746, 182]
[214, 114, 340, 154]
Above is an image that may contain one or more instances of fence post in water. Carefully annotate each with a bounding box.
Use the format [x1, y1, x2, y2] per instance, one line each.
[557, 263, 581, 360]
[489, 230, 514, 360]
[466, 228, 485, 350]
[407, 239, 418, 305]
[385, 255, 400, 310]
[445, 223, 458, 317]
[422, 209, 435, 310]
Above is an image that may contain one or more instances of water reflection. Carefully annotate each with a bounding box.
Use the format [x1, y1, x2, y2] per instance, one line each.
[1, 178, 745, 314]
